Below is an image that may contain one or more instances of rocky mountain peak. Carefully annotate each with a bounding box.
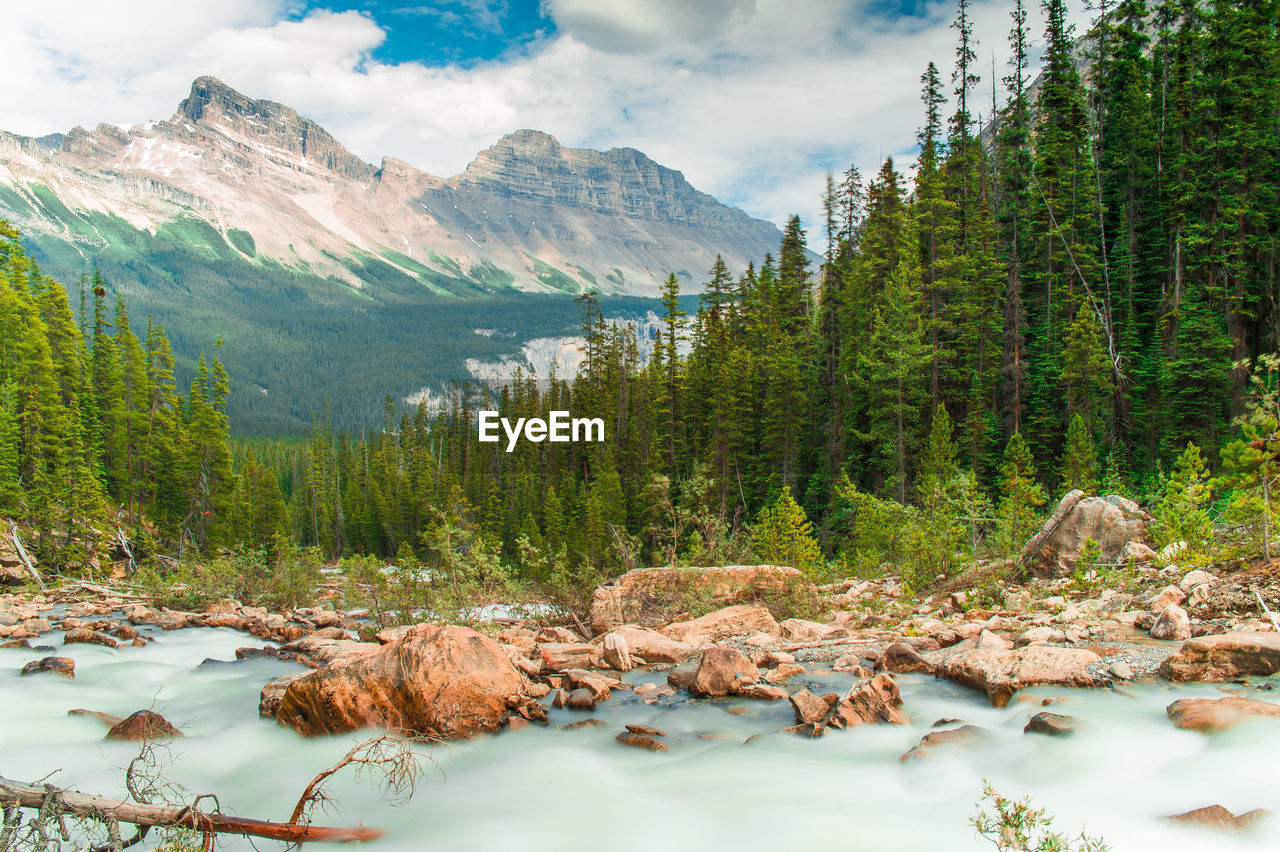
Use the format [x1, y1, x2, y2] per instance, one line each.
[176, 76, 374, 182]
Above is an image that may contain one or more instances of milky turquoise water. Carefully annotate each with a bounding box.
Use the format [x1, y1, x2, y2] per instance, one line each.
[3, 627, 1279, 851]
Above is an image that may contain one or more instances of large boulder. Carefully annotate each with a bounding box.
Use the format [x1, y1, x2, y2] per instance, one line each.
[595, 625, 697, 664]
[105, 710, 182, 741]
[662, 604, 780, 646]
[1167, 697, 1280, 733]
[934, 646, 1102, 707]
[1159, 632, 1280, 682]
[276, 624, 523, 740]
[689, 648, 759, 698]
[1021, 490, 1151, 578]
[832, 673, 907, 727]
[589, 565, 816, 634]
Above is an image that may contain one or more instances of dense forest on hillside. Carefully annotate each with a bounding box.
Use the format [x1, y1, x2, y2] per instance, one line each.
[2, 0, 1277, 605]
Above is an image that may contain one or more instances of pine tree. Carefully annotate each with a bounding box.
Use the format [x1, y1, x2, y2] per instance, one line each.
[752, 486, 822, 575]
[1059, 413, 1099, 495]
[997, 431, 1046, 556]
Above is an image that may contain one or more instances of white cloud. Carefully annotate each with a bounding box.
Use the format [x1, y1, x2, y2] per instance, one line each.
[1, 0, 1094, 251]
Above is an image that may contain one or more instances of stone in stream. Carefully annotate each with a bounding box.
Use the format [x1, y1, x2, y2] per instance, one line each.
[259, 671, 309, 718]
[1024, 712, 1076, 737]
[899, 725, 984, 762]
[21, 656, 74, 678]
[831, 674, 907, 728]
[1159, 632, 1280, 682]
[735, 683, 788, 701]
[597, 626, 697, 664]
[1150, 604, 1192, 641]
[106, 710, 183, 741]
[601, 632, 631, 672]
[1166, 697, 1280, 733]
[625, 723, 666, 737]
[566, 688, 597, 711]
[276, 624, 524, 740]
[688, 648, 759, 698]
[789, 689, 829, 725]
[535, 642, 600, 674]
[874, 642, 934, 674]
[589, 565, 815, 633]
[616, 730, 668, 752]
[763, 662, 806, 684]
[933, 646, 1102, 708]
[1166, 805, 1271, 832]
[536, 626, 584, 644]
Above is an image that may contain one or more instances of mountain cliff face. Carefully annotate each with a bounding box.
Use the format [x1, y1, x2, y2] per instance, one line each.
[0, 76, 779, 297]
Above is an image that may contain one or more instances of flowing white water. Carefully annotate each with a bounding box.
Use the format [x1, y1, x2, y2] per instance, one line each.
[3, 627, 1279, 852]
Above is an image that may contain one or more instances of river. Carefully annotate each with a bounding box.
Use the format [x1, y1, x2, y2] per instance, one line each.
[3, 625, 1278, 851]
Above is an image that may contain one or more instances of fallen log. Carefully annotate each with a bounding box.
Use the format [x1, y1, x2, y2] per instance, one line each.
[0, 775, 382, 844]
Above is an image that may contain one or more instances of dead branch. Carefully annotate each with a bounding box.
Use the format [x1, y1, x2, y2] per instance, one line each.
[0, 776, 383, 845]
[290, 733, 428, 827]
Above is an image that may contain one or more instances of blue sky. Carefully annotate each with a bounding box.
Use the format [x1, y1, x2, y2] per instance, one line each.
[0, 1, 1086, 241]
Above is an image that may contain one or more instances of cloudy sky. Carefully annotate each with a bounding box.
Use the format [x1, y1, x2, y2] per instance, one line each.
[1, 0, 1090, 239]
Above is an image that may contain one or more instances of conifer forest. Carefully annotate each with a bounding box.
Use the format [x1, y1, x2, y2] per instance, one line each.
[1, 0, 1277, 600]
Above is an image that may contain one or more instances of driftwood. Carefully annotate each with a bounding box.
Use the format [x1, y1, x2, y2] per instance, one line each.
[8, 523, 45, 592]
[0, 775, 382, 844]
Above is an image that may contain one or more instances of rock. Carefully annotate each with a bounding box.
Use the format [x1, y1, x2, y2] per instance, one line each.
[1024, 712, 1076, 736]
[1167, 805, 1270, 832]
[535, 642, 600, 673]
[789, 689, 830, 725]
[201, 612, 248, 631]
[1118, 541, 1160, 564]
[276, 624, 523, 739]
[1151, 604, 1192, 641]
[976, 630, 1014, 651]
[524, 682, 551, 699]
[616, 730, 668, 751]
[1148, 585, 1187, 612]
[21, 656, 74, 678]
[566, 688, 597, 711]
[899, 725, 983, 762]
[1180, 569, 1217, 591]
[558, 718, 606, 730]
[1109, 661, 1134, 680]
[689, 648, 759, 698]
[662, 604, 781, 646]
[599, 625, 697, 664]
[105, 710, 183, 741]
[831, 673, 907, 727]
[374, 625, 413, 644]
[63, 628, 119, 649]
[626, 723, 666, 737]
[778, 618, 837, 641]
[666, 660, 699, 689]
[259, 672, 309, 718]
[601, 632, 631, 672]
[832, 653, 869, 672]
[934, 646, 1102, 707]
[736, 683, 788, 701]
[763, 662, 806, 683]
[1021, 490, 1151, 578]
[1159, 632, 1280, 682]
[756, 651, 796, 668]
[875, 642, 934, 674]
[1167, 697, 1280, 732]
[1161, 541, 1188, 560]
[536, 626, 583, 644]
[562, 668, 619, 701]
[1015, 627, 1064, 647]
[589, 565, 815, 633]
[277, 634, 379, 667]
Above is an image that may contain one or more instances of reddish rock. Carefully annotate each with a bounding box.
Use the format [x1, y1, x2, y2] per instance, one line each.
[535, 642, 601, 673]
[689, 648, 759, 698]
[875, 642, 934, 674]
[276, 624, 523, 739]
[567, 688, 597, 711]
[626, 723, 666, 737]
[899, 725, 983, 762]
[21, 656, 74, 678]
[616, 730, 668, 751]
[1159, 632, 1280, 682]
[1167, 805, 1271, 832]
[933, 646, 1101, 708]
[597, 625, 696, 664]
[832, 673, 907, 727]
[67, 708, 124, 727]
[736, 683, 788, 701]
[1151, 604, 1192, 641]
[106, 710, 183, 741]
[201, 612, 249, 631]
[662, 604, 780, 646]
[602, 632, 632, 672]
[1166, 697, 1280, 733]
[1149, 585, 1188, 612]
[536, 626, 584, 644]
[763, 662, 806, 684]
[63, 628, 118, 649]
[589, 565, 816, 633]
[789, 688, 829, 725]
[1021, 490, 1151, 578]
[259, 671, 309, 718]
[778, 618, 838, 641]
[1024, 712, 1076, 737]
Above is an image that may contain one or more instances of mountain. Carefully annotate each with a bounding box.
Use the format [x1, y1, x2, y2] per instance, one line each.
[0, 76, 779, 297]
[0, 77, 783, 433]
